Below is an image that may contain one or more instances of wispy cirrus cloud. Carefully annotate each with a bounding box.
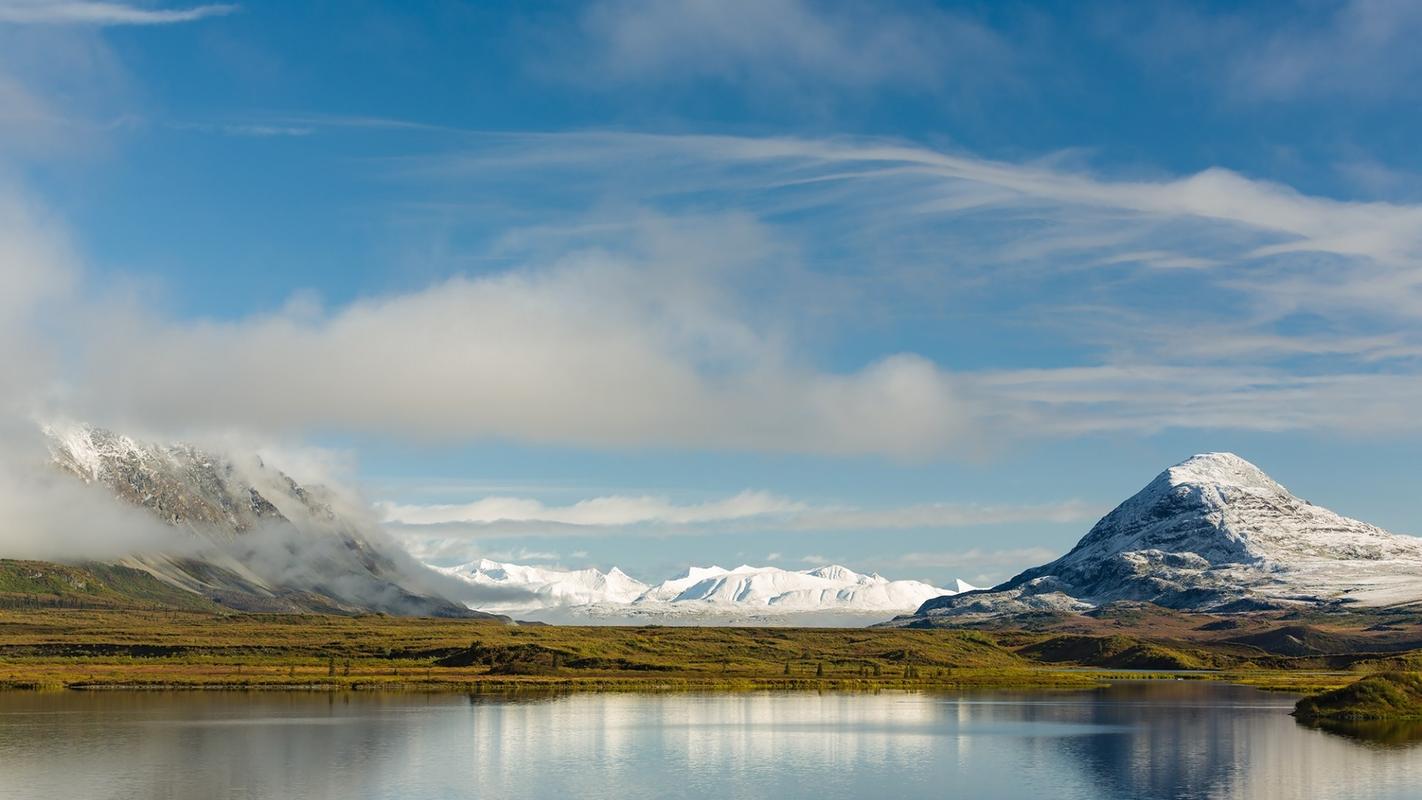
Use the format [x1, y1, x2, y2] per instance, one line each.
[380, 490, 805, 528]
[371, 129, 1422, 440]
[0, 1, 236, 26]
[378, 490, 1101, 535]
[542, 0, 1013, 95]
[169, 121, 314, 137]
[1100, 1, 1422, 104]
[11, 127, 1422, 454]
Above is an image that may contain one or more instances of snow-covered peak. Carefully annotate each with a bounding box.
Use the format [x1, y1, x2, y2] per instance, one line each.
[439, 560, 651, 609]
[806, 564, 861, 583]
[43, 422, 147, 484]
[908, 452, 1422, 622]
[1164, 452, 1286, 495]
[437, 559, 972, 621]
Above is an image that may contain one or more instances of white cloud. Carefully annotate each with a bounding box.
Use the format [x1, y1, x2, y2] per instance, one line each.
[868, 546, 1060, 586]
[71, 213, 974, 457]
[380, 490, 804, 528]
[554, 0, 1010, 94]
[378, 490, 1100, 536]
[0, 1, 236, 25]
[1104, 1, 1422, 104]
[403, 130, 1422, 440]
[1229, 0, 1422, 102]
[0, 18, 135, 154]
[0, 187, 78, 408]
[1, 124, 1419, 455]
[883, 547, 1060, 570]
[10, 129, 1422, 452]
[170, 122, 314, 137]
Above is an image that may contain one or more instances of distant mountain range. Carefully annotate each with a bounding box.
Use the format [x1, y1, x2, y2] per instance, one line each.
[893, 452, 1422, 626]
[24, 429, 1422, 627]
[31, 423, 976, 624]
[436, 559, 978, 624]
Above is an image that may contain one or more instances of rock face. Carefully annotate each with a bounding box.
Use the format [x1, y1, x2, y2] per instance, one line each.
[438, 558, 972, 625]
[899, 453, 1422, 624]
[44, 423, 489, 618]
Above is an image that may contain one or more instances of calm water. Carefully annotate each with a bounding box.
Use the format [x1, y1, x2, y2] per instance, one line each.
[2, 683, 1421, 800]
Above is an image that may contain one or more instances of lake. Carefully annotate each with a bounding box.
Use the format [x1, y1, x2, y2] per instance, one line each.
[2, 682, 1420, 799]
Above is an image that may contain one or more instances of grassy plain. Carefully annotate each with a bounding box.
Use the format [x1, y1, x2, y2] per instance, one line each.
[0, 607, 1394, 695]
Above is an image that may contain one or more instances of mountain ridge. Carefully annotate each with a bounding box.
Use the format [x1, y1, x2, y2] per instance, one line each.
[895, 452, 1422, 625]
[438, 558, 977, 624]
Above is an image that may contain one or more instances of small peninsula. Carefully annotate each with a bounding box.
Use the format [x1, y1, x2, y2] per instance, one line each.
[1295, 673, 1422, 721]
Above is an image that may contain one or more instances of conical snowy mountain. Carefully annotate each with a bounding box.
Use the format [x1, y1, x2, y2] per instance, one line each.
[43, 423, 488, 617]
[438, 559, 973, 625]
[901, 453, 1422, 624]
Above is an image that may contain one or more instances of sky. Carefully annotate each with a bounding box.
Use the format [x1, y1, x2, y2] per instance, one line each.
[2, 0, 1421, 587]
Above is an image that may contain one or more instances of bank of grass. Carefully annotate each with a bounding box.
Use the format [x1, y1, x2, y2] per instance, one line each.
[1294, 672, 1422, 720]
[0, 561, 222, 612]
[0, 608, 1383, 695]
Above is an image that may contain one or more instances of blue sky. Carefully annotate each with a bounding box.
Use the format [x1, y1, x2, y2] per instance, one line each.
[3, 0, 1422, 586]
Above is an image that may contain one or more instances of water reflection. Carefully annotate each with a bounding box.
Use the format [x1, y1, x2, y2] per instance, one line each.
[0, 684, 1420, 800]
[1298, 717, 1422, 748]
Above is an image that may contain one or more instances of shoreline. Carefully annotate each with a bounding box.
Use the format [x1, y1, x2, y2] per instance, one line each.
[0, 668, 1354, 695]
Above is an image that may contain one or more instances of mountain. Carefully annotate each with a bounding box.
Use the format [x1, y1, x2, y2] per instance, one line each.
[42, 423, 496, 618]
[896, 452, 1422, 625]
[438, 559, 651, 608]
[437, 558, 974, 625]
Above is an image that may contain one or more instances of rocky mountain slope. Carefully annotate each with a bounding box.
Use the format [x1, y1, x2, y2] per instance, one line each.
[895, 453, 1422, 625]
[438, 558, 975, 624]
[43, 423, 492, 617]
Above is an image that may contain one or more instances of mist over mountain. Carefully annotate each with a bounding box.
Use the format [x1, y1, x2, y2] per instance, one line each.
[37, 423, 494, 617]
[895, 453, 1422, 625]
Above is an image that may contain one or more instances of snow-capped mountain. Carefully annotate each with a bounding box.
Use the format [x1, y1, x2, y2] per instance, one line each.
[897, 452, 1422, 624]
[43, 423, 487, 618]
[437, 558, 974, 624]
[438, 559, 651, 608]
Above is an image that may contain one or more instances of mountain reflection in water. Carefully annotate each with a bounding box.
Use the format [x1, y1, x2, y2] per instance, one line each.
[1, 682, 1419, 800]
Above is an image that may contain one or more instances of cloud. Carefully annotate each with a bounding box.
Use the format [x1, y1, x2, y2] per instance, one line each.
[0, 423, 179, 560]
[782, 500, 1105, 531]
[548, 0, 1012, 94]
[0, 17, 136, 154]
[0, 187, 78, 408]
[378, 490, 1100, 543]
[1103, 1, 1422, 103]
[10, 127, 1422, 454]
[170, 121, 315, 137]
[862, 546, 1059, 586]
[380, 490, 804, 527]
[403, 131, 1422, 436]
[0, 1, 236, 26]
[71, 212, 974, 457]
[975, 366, 1422, 437]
